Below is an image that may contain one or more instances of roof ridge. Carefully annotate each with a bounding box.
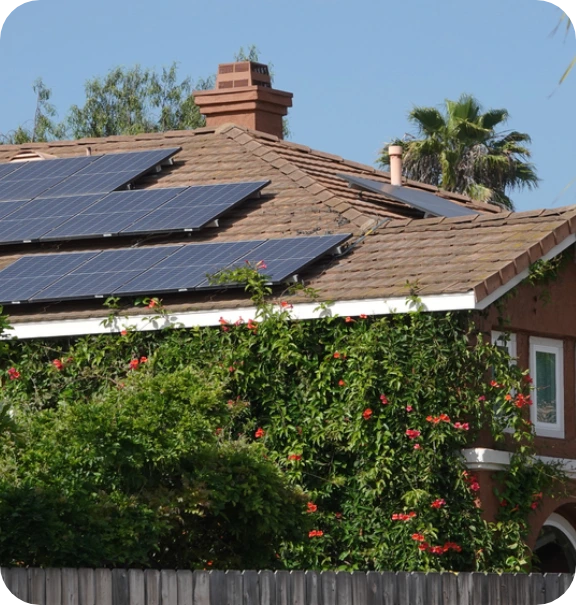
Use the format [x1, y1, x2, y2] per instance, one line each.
[219, 126, 379, 232]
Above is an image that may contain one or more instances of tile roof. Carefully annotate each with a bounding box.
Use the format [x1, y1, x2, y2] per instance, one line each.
[0, 125, 573, 327]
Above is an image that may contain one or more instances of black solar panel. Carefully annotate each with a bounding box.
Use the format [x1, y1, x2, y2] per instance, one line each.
[226, 234, 350, 283]
[42, 211, 151, 240]
[7, 195, 103, 221]
[0, 201, 26, 220]
[0, 177, 64, 201]
[2, 156, 100, 180]
[0, 163, 25, 181]
[122, 181, 270, 234]
[0, 234, 351, 304]
[337, 174, 479, 218]
[89, 188, 187, 213]
[79, 148, 179, 174]
[0, 217, 71, 243]
[37, 172, 147, 198]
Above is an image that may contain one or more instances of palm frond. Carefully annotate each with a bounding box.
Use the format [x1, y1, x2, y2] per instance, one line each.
[408, 107, 445, 136]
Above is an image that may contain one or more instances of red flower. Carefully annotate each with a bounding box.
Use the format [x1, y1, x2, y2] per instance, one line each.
[439, 413, 451, 423]
[478, 395, 486, 402]
[362, 408, 373, 420]
[333, 352, 341, 359]
[228, 366, 235, 372]
[453, 422, 470, 431]
[147, 299, 159, 309]
[308, 530, 323, 538]
[411, 533, 426, 542]
[280, 301, 293, 309]
[52, 359, 63, 371]
[431, 499, 446, 509]
[215, 428, 223, 435]
[219, 317, 228, 325]
[359, 314, 368, 319]
[254, 428, 265, 439]
[523, 374, 533, 384]
[405, 429, 421, 439]
[406, 405, 413, 412]
[413, 444, 421, 450]
[418, 543, 428, 551]
[221, 326, 229, 332]
[345, 316, 355, 323]
[490, 380, 502, 388]
[288, 454, 302, 461]
[338, 379, 346, 387]
[128, 359, 139, 370]
[256, 260, 267, 270]
[530, 502, 539, 510]
[234, 317, 244, 326]
[307, 502, 318, 513]
[470, 482, 480, 492]
[500, 499, 507, 507]
[140, 356, 148, 363]
[380, 394, 389, 404]
[7, 367, 20, 380]
[430, 546, 445, 555]
[335, 512, 342, 519]
[120, 329, 128, 336]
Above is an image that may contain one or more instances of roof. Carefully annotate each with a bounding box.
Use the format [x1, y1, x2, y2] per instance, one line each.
[0, 124, 574, 336]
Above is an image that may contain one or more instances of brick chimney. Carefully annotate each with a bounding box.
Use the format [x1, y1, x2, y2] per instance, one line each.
[194, 62, 293, 139]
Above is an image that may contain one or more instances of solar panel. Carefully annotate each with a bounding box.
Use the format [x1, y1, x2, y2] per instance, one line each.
[2, 156, 100, 180]
[0, 234, 351, 304]
[115, 240, 264, 294]
[37, 172, 149, 198]
[88, 188, 187, 213]
[0, 217, 72, 243]
[79, 148, 179, 174]
[0, 163, 25, 181]
[42, 211, 152, 240]
[0, 177, 64, 201]
[122, 181, 270, 234]
[0, 201, 27, 220]
[337, 174, 479, 218]
[225, 234, 350, 283]
[7, 195, 103, 221]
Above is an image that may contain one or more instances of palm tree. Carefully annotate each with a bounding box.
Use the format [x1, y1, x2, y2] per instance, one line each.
[557, 13, 575, 84]
[379, 94, 538, 210]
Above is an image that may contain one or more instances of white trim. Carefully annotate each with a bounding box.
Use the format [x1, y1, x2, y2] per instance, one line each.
[461, 448, 576, 479]
[492, 331, 517, 362]
[542, 513, 576, 555]
[2, 229, 574, 341]
[475, 233, 576, 310]
[3, 292, 477, 340]
[530, 336, 565, 439]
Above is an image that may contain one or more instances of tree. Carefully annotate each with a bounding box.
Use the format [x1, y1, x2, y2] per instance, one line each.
[0, 366, 307, 568]
[67, 63, 211, 139]
[0, 78, 65, 144]
[378, 94, 538, 210]
[556, 13, 575, 84]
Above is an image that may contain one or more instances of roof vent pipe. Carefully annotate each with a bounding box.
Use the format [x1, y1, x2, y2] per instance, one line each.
[389, 145, 403, 186]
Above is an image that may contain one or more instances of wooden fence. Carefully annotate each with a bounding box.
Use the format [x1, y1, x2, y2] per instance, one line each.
[1, 568, 573, 605]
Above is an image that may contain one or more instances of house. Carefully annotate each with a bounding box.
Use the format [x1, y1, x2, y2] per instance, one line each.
[0, 60, 575, 571]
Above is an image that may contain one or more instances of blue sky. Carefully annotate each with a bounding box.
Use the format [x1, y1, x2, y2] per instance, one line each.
[0, 0, 575, 211]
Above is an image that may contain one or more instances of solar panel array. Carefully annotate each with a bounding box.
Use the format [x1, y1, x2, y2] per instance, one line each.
[337, 174, 479, 218]
[0, 150, 269, 243]
[0, 234, 351, 304]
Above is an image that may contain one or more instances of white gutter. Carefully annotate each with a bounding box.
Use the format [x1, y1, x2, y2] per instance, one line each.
[3, 231, 574, 341]
[461, 448, 576, 479]
[4, 292, 477, 340]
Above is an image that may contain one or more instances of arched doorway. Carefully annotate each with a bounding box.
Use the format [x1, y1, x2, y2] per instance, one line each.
[534, 513, 576, 573]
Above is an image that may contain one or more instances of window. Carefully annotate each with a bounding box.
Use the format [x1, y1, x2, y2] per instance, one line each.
[492, 332, 517, 430]
[530, 337, 564, 439]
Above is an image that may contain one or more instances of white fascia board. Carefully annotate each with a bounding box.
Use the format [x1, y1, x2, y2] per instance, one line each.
[4, 292, 477, 340]
[475, 233, 576, 310]
[461, 448, 576, 479]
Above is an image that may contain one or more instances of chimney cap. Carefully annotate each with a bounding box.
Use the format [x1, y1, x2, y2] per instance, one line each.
[216, 61, 272, 90]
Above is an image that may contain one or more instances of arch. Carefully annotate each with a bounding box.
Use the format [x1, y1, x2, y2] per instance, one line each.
[535, 512, 576, 573]
[542, 513, 576, 553]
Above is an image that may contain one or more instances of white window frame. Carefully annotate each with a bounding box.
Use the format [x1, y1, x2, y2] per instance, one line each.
[492, 331, 517, 432]
[530, 336, 564, 439]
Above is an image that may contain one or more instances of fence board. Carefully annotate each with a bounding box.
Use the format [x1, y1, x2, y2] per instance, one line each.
[259, 571, 275, 605]
[544, 573, 561, 603]
[210, 571, 227, 605]
[351, 571, 366, 605]
[243, 572, 259, 605]
[441, 573, 457, 605]
[177, 570, 194, 605]
[304, 572, 320, 605]
[320, 572, 336, 605]
[94, 569, 112, 605]
[78, 569, 94, 605]
[161, 570, 178, 605]
[365, 572, 383, 605]
[529, 573, 546, 605]
[395, 573, 409, 605]
[291, 571, 305, 605]
[30, 567, 47, 605]
[62, 568, 79, 605]
[469, 572, 485, 605]
[425, 572, 442, 605]
[558, 574, 574, 602]
[456, 572, 472, 605]
[335, 572, 351, 605]
[515, 573, 531, 605]
[11, 568, 29, 603]
[485, 573, 500, 605]
[112, 569, 130, 605]
[46, 569, 63, 605]
[408, 572, 426, 605]
[145, 570, 161, 605]
[275, 571, 291, 605]
[193, 571, 210, 605]
[226, 571, 243, 605]
[128, 570, 145, 605]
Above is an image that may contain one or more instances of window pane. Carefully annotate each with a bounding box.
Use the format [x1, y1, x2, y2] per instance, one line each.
[536, 351, 557, 424]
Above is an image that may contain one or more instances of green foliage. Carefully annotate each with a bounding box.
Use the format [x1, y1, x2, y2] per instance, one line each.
[378, 94, 538, 210]
[67, 63, 207, 139]
[0, 366, 306, 568]
[0, 274, 566, 571]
